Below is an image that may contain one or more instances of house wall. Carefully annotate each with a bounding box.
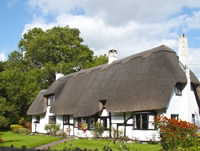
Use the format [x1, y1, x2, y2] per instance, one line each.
[165, 82, 200, 127]
[32, 79, 199, 141]
[32, 106, 63, 133]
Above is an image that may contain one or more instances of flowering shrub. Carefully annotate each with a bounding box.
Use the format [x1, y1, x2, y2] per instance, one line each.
[10, 124, 24, 133]
[92, 122, 105, 139]
[45, 123, 61, 136]
[78, 122, 88, 133]
[0, 138, 3, 143]
[155, 115, 198, 150]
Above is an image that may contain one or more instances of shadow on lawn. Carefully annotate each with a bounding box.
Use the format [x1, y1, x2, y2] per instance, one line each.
[1, 140, 21, 143]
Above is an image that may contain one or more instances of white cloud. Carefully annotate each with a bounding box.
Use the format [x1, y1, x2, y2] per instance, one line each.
[23, 13, 184, 58]
[26, 0, 200, 25]
[186, 10, 200, 29]
[23, 0, 200, 77]
[0, 53, 6, 61]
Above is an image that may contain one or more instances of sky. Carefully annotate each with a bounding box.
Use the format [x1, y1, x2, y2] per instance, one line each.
[0, 0, 200, 78]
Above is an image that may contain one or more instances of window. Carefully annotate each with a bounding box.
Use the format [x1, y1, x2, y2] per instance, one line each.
[74, 118, 78, 128]
[192, 114, 195, 124]
[78, 118, 87, 129]
[100, 117, 108, 129]
[49, 116, 56, 124]
[77, 117, 97, 130]
[171, 114, 179, 120]
[175, 83, 182, 96]
[36, 116, 40, 123]
[48, 95, 55, 106]
[63, 115, 69, 125]
[89, 118, 95, 129]
[133, 113, 156, 130]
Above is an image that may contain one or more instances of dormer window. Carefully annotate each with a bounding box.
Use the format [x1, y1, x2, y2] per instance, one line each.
[48, 95, 55, 106]
[175, 83, 182, 96]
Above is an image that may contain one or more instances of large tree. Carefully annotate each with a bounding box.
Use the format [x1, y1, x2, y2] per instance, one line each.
[18, 26, 96, 87]
[0, 26, 108, 126]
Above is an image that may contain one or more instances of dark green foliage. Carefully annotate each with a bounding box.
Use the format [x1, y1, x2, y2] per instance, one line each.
[0, 26, 108, 128]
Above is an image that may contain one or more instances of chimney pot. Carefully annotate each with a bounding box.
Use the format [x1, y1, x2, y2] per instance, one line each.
[56, 72, 64, 80]
[108, 49, 117, 64]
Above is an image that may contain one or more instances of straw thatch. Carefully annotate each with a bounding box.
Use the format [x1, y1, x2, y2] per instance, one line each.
[27, 45, 200, 117]
[27, 89, 47, 115]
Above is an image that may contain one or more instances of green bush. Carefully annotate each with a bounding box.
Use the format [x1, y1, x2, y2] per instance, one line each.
[92, 122, 105, 139]
[18, 128, 31, 135]
[10, 124, 23, 133]
[0, 115, 8, 129]
[45, 123, 61, 136]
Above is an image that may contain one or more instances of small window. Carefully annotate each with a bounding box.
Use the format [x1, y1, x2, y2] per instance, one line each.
[78, 118, 87, 130]
[100, 117, 108, 129]
[48, 95, 55, 106]
[49, 116, 56, 124]
[133, 113, 156, 130]
[171, 114, 179, 120]
[74, 118, 78, 128]
[89, 118, 95, 129]
[36, 116, 40, 123]
[175, 84, 182, 96]
[63, 115, 69, 125]
[192, 114, 195, 124]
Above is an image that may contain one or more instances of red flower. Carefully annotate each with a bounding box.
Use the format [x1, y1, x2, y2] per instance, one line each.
[0, 138, 3, 142]
[83, 129, 86, 133]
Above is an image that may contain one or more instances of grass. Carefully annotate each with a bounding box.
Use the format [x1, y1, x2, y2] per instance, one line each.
[51, 138, 161, 151]
[0, 131, 60, 148]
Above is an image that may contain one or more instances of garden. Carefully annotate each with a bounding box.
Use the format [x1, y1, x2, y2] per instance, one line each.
[1, 116, 200, 151]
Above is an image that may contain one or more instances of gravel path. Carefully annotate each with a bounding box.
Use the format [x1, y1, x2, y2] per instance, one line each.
[35, 136, 75, 150]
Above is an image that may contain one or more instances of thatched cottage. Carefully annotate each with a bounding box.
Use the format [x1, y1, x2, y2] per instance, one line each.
[27, 34, 200, 141]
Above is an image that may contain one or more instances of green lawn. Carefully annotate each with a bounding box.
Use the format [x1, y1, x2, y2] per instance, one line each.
[0, 131, 60, 148]
[51, 138, 161, 151]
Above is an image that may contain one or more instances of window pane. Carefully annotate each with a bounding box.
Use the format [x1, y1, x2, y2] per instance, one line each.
[192, 114, 195, 124]
[171, 114, 179, 120]
[148, 115, 155, 129]
[48, 95, 55, 106]
[136, 114, 141, 129]
[142, 114, 148, 129]
[49, 116, 56, 124]
[90, 118, 95, 129]
[36, 116, 40, 123]
[175, 84, 182, 96]
[63, 115, 69, 125]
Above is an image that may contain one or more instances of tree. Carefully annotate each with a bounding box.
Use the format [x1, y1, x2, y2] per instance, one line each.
[18, 26, 96, 87]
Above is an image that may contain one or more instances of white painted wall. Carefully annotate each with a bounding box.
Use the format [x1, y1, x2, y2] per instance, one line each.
[31, 106, 63, 133]
[165, 82, 200, 127]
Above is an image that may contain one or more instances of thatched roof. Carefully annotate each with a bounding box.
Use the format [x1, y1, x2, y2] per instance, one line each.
[27, 89, 47, 115]
[27, 45, 200, 117]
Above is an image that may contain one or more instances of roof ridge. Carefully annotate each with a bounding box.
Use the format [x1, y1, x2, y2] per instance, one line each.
[58, 45, 175, 79]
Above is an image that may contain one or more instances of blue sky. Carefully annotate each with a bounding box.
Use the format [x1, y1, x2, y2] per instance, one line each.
[0, 0, 200, 78]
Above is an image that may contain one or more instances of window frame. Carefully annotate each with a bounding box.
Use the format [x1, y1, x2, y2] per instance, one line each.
[77, 117, 97, 130]
[132, 112, 156, 130]
[175, 83, 182, 96]
[49, 116, 56, 124]
[171, 114, 179, 120]
[47, 95, 55, 106]
[192, 114, 195, 124]
[36, 116, 40, 123]
[63, 115, 69, 125]
[99, 117, 109, 130]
